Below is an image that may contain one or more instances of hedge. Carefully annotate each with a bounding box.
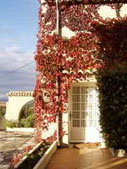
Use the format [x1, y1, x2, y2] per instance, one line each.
[97, 70, 127, 149]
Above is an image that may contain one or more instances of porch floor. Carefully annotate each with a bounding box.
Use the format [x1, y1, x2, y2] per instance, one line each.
[46, 147, 127, 169]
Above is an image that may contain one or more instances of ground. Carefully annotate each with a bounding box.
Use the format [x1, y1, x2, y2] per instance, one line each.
[0, 131, 34, 169]
[1, 130, 127, 169]
[46, 147, 127, 169]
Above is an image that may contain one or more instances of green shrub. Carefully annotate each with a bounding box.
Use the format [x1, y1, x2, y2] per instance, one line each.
[6, 113, 35, 128]
[97, 70, 127, 149]
[6, 120, 18, 128]
[19, 114, 35, 128]
[0, 107, 5, 118]
[19, 103, 34, 119]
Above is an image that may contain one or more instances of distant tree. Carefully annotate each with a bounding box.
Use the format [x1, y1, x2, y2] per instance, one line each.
[0, 106, 5, 118]
[19, 101, 35, 128]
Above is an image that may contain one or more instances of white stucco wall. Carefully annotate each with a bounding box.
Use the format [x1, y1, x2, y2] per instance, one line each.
[5, 91, 33, 121]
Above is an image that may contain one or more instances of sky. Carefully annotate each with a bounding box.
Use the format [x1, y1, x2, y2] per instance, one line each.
[1, 2, 127, 101]
[0, 0, 39, 100]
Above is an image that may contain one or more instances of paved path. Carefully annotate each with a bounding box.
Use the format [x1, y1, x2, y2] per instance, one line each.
[0, 131, 34, 169]
[46, 147, 127, 169]
[0, 117, 6, 130]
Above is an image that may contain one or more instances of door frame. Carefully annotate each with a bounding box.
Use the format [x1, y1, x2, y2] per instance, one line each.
[68, 82, 97, 143]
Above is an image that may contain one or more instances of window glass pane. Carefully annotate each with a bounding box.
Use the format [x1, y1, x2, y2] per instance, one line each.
[81, 87, 85, 93]
[89, 104, 93, 111]
[73, 87, 80, 94]
[72, 111, 80, 118]
[81, 120, 86, 127]
[81, 95, 87, 102]
[73, 120, 80, 127]
[72, 95, 80, 102]
[72, 103, 80, 110]
[81, 103, 87, 111]
[85, 87, 89, 94]
[81, 111, 86, 118]
[72, 86, 100, 128]
[89, 119, 93, 127]
[89, 111, 93, 120]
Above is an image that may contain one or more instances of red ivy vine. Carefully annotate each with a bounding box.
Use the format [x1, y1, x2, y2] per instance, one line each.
[94, 16, 127, 70]
[34, 0, 125, 142]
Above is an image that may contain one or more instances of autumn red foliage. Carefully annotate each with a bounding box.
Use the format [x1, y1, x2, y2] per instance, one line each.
[94, 17, 127, 70]
[10, 145, 33, 168]
[34, 0, 126, 141]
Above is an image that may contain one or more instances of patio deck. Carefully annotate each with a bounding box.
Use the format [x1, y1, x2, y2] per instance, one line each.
[0, 131, 34, 169]
[46, 147, 127, 169]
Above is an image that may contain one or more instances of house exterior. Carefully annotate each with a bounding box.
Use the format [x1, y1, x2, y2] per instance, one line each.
[36, 1, 127, 144]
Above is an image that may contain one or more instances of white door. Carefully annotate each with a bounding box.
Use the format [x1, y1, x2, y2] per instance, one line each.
[69, 84, 99, 142]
